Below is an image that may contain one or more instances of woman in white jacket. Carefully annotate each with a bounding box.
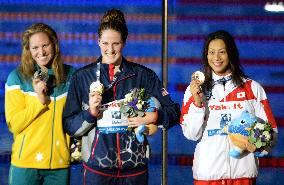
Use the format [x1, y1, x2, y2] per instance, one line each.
[180, 30, 278, 185]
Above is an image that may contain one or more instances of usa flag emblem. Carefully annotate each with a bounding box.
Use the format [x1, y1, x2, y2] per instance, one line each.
[161, 88, 169, 96]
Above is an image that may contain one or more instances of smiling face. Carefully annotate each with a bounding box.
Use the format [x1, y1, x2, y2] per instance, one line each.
[99, 29, 124, 65]
[29, 32, 54, 68]
[207, 39, 231, 76]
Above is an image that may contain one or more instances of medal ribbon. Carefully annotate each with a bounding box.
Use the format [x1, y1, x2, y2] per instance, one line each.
[95, 62, 121, 91]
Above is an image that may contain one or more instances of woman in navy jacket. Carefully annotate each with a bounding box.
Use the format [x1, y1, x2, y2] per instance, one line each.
[63, 9, 180, 185]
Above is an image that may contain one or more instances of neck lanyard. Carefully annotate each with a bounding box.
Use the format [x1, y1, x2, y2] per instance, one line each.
[214, 76, 232, 86]
[96, 62, 101, 82]
[96, 62, 121, 91]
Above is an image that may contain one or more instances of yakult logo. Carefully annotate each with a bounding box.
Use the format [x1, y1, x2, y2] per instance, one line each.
[109, 101, 120, 108]
[100, 100, 122, 110]
[209, 103, 243, 110]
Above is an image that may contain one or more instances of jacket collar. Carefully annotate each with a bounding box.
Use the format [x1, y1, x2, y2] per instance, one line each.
[96, 56, 136, 86]
[212, 72, 232, 85]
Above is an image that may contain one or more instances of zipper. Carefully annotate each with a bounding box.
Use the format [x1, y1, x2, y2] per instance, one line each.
[91, 131, 100, 159]
[49, 91, 56, 168]
[116, 133, 122, 175]
[222, 81, 226, 102]
[112, 73, 135, 174]
[223, 82, 231, 178]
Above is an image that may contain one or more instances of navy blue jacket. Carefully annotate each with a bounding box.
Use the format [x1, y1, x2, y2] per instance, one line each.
[63, 57, 180, 177]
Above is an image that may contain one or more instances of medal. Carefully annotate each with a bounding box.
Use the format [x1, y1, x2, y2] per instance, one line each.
[33, 69, 49, 82]
[89, 61, 104, 95]
[193, 71, 205, 84]
[90, 81, 104, 95]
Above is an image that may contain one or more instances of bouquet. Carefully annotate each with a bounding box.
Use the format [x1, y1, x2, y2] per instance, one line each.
[70, 138, 82, 163]
[120, 88, 158, 142]
[120, 88, 149, 118]
[248, 121, 273, 152]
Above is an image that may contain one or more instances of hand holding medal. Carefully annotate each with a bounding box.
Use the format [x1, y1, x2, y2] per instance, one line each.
[32, 68, 49, 104]
[192, 71, 205, 85]
[89, 81, 104, 117]
[191, 71, 205, 93]
[33, 69, 49, 82]
[190, 71, 205, 106]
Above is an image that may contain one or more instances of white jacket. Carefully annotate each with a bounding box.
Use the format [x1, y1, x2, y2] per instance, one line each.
[180, 73, 278, 181]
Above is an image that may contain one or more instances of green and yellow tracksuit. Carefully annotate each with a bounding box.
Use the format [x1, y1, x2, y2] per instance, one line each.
[5, 64, 75, 169]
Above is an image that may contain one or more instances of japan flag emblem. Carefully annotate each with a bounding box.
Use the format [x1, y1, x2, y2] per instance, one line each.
[237, 92, 245, 98]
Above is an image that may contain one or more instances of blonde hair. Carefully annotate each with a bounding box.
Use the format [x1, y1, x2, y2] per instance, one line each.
[19, 23, 66, 85]
[98, 9, 128, 43]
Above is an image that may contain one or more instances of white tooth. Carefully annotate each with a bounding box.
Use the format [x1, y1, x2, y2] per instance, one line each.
[106, 53, 115, 57]
[214, 62, 222, 66]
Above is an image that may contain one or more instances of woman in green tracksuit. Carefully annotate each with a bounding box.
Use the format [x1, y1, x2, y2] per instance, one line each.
[5, 23, 75, 185]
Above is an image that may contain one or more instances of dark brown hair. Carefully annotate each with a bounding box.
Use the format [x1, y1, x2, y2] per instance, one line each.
[201, 30, 247, 90]
[98, 9, 128, 43]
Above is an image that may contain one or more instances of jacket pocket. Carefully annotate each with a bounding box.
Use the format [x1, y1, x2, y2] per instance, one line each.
[18, 135, 26, 159]
[91, 131, 100, 160]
